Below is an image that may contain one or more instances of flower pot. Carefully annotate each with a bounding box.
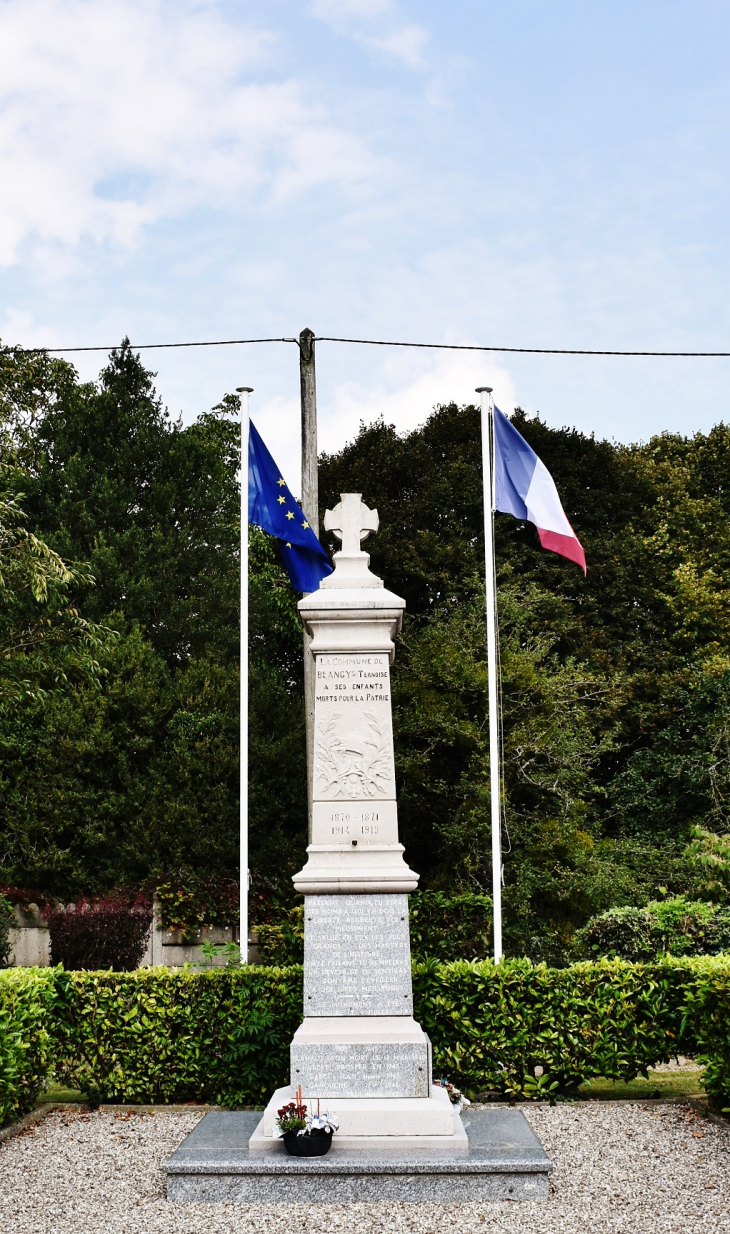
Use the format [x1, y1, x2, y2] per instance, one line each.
[283, 1128, 333, 1157]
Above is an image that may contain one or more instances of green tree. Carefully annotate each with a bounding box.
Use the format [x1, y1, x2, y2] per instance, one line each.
[0, 343, 243, 894]
[0, 461, 110, 711]
[7, 338, 730, 959]
[24, 342, 240, 666]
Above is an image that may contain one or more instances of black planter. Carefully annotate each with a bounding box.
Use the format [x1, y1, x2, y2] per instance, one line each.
[283, 1129, 333, 1157]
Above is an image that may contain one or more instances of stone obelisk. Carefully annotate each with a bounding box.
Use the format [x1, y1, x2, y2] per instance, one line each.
[252, 493, 464, 1148]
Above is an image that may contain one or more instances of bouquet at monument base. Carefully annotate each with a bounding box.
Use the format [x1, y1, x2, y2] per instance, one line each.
[274, 1087, 339, 1156]
[434, 1078, 472, 1112]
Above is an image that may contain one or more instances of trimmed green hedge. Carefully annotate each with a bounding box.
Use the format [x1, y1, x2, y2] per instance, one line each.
[682, 958, 730, 1112]
[3, 957, 730, 1123]
[0, 969, 57, 1125]
[53, 966, 302, 1107]
[414, 956, 701, 1099]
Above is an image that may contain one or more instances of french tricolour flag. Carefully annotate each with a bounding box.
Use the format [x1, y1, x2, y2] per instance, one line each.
[493, 406, 586, 574]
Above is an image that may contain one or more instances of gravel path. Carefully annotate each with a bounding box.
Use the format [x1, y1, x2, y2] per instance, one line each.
[1, 1102, 728, 1232]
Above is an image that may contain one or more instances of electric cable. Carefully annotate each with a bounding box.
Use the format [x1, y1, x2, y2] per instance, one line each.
[317, 336, 730, 357]
[1, 337, 297, 355]
[3, 334, 730, 358]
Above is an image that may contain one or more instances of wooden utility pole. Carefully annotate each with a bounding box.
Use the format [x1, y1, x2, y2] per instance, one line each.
[299, 328, 318, 535]
[299, 328, 318, 842]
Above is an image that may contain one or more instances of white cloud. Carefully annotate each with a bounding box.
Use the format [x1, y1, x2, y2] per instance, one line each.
[369, 26, 429, 70]
[320, 347, 516, 450]
[311, 1, 394, 18]
[0, 0, 376, 265]
[254, 344, 517, 493]
[310, 0, 428, 69]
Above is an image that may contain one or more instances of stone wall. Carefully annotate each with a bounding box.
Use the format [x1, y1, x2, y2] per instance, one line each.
[7, 903, 260, 968]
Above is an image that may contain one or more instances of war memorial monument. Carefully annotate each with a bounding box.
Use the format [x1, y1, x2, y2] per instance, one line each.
[166, 494, 551, 1202]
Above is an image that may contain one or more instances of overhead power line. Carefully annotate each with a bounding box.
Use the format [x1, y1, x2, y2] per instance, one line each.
[317, 336, 730, 357]
[2, 337, 297, 355]
[3, 334, 730, 358]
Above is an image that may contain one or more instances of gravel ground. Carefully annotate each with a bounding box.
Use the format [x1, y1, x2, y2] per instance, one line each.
[1, 1101, 728, 1233]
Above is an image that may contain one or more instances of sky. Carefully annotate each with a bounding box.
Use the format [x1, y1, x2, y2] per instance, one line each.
[1, 0, 730, 490]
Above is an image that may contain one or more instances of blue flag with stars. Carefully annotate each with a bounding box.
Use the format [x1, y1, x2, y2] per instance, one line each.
[248, 420, 333, 592]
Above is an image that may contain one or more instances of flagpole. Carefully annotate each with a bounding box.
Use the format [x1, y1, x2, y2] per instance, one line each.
[476, 386, 503, 963]
[236, 386, 253, 964]
[299, 328, 318, 845]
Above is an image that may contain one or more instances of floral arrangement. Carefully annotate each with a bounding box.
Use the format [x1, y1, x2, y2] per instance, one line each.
[274, 1086, 339, 1139]
[434, 1078, 471, 1111]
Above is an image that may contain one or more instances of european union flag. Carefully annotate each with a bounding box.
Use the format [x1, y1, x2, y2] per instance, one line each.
[248, 420, 333, 592]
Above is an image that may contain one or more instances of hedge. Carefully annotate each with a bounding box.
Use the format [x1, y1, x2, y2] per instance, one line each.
[413, 956, 702, 1099]
[681, 957, 730, 1112]
[4, 957, 730, 1124]
[0, 968, 57, 1125]
[52, 966, 302, 1107]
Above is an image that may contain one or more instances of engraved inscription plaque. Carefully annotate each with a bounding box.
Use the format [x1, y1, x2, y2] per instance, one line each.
[291, 1041, 430, 1098]
[304, 894, 412, 1016]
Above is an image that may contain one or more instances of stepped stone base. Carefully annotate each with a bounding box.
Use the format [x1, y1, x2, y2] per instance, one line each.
[260, 1084, 457, 1140]
[165, 1108, 552, 1203]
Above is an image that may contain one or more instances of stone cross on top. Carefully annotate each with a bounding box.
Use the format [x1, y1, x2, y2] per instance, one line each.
[324, 493, 379, 554]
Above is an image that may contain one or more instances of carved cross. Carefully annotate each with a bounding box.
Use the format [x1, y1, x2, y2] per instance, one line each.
[323, 493, 379, 553]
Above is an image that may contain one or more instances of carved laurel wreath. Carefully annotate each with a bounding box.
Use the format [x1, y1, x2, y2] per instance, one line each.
[315, 710, 392, 799]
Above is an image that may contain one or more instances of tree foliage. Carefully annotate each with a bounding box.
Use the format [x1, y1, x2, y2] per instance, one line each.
[3, 343, 730, 959]
[320, 404, 730, 956]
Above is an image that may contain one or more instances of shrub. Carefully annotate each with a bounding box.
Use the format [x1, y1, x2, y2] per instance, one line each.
[46, 898, 153, 971]
[0, 895, 14, 968]
[409, 890, 492, 960]
[578, 897, 730, 961]
[0, 969, 56, 1125]
[256, 906, 304, 966]
[46, 956, 718, 1107]
[154, 872, 239, 941]
[53, 965, 302, 1106]
[685, 825, 730, 903]
[413, 955, 701, 1098]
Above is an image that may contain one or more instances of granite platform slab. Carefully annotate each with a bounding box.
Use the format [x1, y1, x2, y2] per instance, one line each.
[165, 1109, 552, 1203]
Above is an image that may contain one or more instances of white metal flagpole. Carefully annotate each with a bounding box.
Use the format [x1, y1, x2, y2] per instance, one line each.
[476, 386, 503, 963]
[236, 386, 253, 964]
